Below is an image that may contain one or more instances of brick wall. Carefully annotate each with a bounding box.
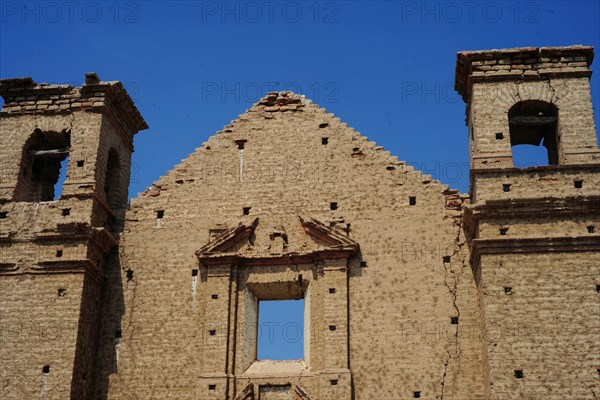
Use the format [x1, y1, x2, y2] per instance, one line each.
[1, 46, 598, 400]
[98, 92, 485, 399]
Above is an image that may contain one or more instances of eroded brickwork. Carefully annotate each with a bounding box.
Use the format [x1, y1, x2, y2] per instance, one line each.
[1, 46, 599, 400]
[84, 90, 486, 400]
[458, 46, 600, 400]
[0, 74, 147, 399]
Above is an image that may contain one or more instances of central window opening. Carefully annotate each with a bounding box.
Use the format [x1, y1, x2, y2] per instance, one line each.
[257, 299, 304, 360]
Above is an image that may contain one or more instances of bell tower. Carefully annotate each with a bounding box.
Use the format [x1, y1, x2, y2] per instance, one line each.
[456, 46, 600, 399]
[0, 74, 147, 399]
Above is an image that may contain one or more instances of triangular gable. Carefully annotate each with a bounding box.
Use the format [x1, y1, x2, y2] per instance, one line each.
[133, 91, 453, 205]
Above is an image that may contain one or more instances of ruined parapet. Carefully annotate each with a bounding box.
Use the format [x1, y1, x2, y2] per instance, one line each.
[0, 73, 146, 134]
[455, 46, 594, 103]
[0, 73, 147, 203]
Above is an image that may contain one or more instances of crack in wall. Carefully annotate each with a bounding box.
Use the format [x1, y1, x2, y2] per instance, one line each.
[119, 240, 139, 366]
[440, 204, 466, 400]
[67, 113, 75, 141]
[547, 79, 557, 104]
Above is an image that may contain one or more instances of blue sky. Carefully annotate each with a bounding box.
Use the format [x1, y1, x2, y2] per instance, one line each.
[1, 1, 599, 359]
[258, 300, 304, 360]
[1, 1, 599, 195]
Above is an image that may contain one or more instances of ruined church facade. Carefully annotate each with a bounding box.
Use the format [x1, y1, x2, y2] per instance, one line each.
[0, 46, 598, 399]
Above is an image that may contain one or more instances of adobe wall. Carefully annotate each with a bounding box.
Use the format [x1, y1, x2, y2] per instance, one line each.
[0, 76, 146, 400]
[98, 93, 486, 399]
[1, 45, 597, 400]
[477, 252, 599, 400]
[458, 46, 600, 400]
[0, 273, 84, 398]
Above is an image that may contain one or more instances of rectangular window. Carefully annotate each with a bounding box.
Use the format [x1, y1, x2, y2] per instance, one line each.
[257, 299, 304, 360]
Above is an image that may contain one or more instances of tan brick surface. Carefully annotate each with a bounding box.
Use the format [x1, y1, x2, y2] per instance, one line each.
[1, 47, 598, 400]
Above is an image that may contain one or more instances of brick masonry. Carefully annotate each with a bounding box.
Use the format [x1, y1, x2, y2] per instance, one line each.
[0, 47, 598, 399]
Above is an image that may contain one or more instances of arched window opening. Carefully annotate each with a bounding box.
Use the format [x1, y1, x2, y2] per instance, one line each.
[104, 149, 121, 209]
[16, 129, 70, 202]
[508, 100, 559, 168]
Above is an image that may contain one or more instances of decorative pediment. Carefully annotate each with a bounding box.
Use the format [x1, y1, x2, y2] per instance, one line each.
[195, 218, 259, 257]
[299, 216, 357, 251]
[294, 385, 311, 399]
[195, 216, 359, 264]
[234, 384, 254, 400]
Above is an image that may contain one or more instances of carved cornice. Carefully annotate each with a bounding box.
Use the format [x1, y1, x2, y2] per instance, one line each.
[34, 223, 117, 250]
[0, 223, 115, 285]
[0, 257, 105, 286]
[0, 74, 148, 150]
[464, 195, 600, 239]
[471, 163, 600, 177]
[455, 46, 594, 102]
[469, 164, 600, 202]
[196, 218, 259, 256]
[200, 249, 357, 267]
[470, 235, 600, 271]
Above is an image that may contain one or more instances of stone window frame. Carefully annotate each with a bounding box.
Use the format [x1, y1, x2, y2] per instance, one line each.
[242, 277, 312, 372]
[195, 216, 358, 395]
